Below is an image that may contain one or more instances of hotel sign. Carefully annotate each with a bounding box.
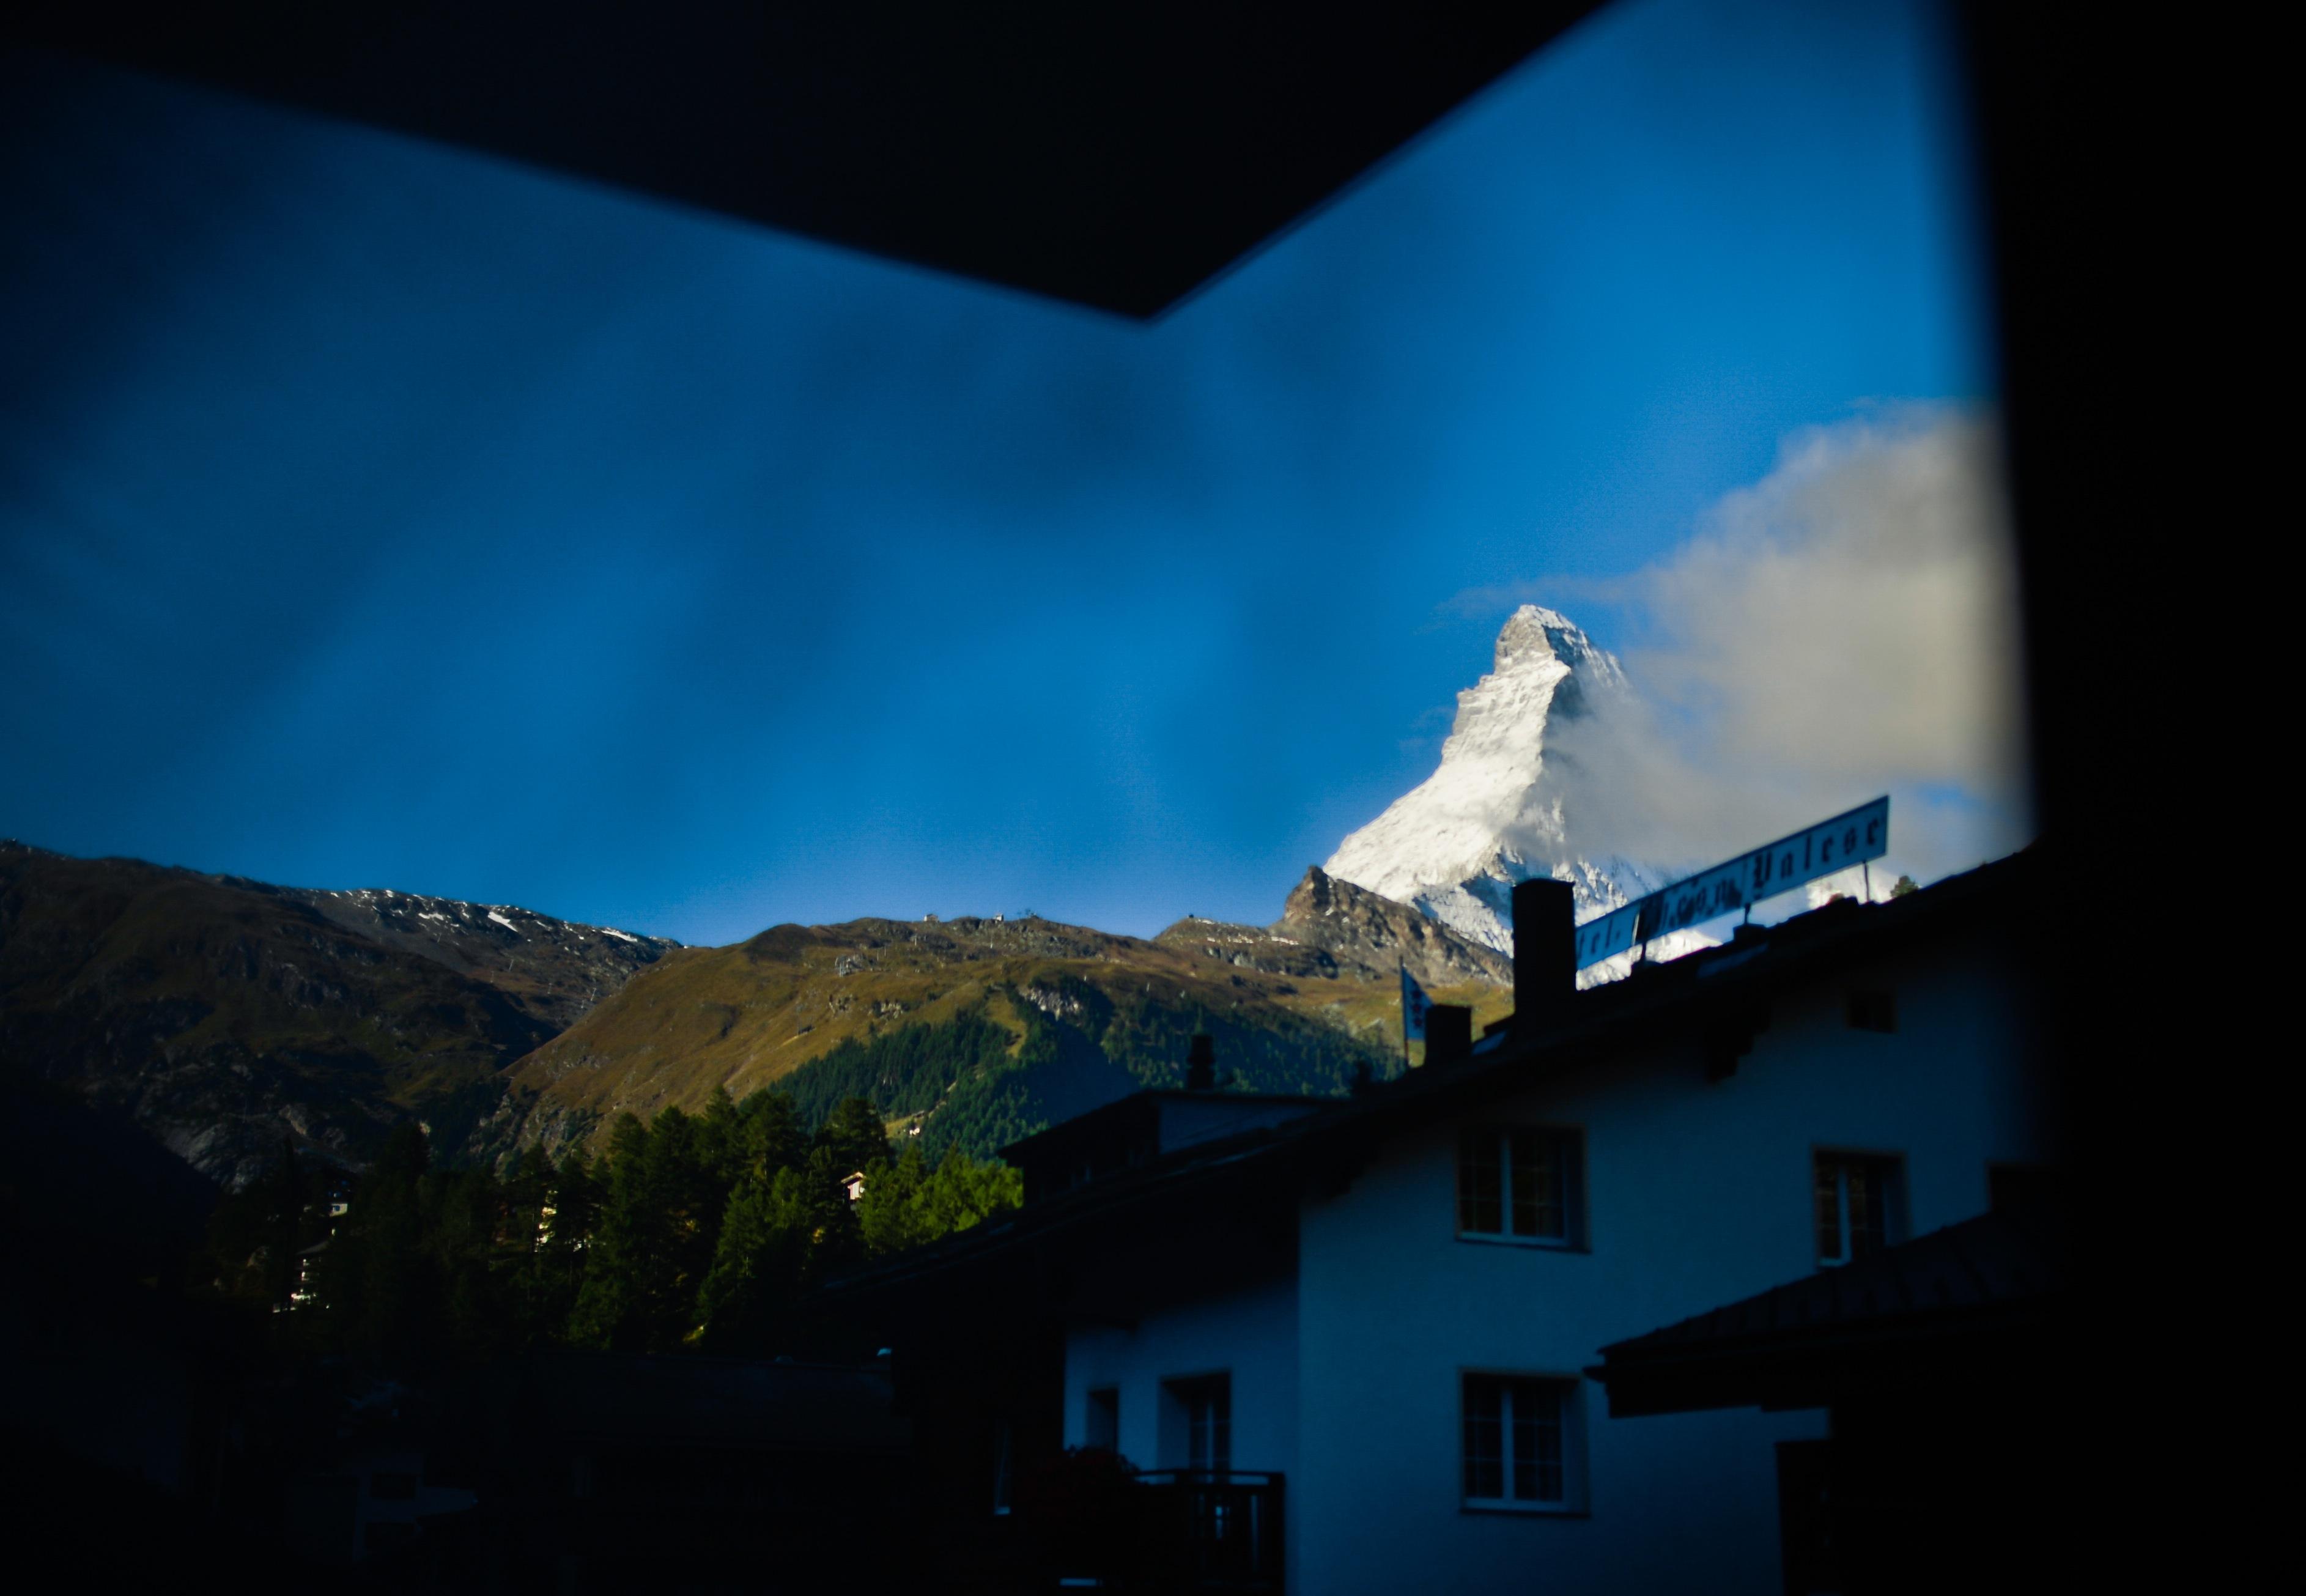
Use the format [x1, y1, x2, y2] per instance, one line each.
[1573, 797, 1891, 969]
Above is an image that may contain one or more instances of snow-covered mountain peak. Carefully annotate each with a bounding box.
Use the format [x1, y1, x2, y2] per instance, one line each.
[1323, 604, 1677, 976]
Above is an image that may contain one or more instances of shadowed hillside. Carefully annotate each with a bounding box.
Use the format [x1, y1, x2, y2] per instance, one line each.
[0, 841, 675, 1185]
[3, 841, 1510, 1179]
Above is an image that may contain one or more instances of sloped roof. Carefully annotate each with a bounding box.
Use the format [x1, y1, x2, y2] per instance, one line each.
[820, 851, 2038, 1307]
[1589, 1200, 2068, 1417]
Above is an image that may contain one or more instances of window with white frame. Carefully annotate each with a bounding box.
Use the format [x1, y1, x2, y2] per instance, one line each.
[1461, 1373, 1584, 1511]
[1457, 1126, 1585, 1245]
[1814, 1150, 1903, 1266]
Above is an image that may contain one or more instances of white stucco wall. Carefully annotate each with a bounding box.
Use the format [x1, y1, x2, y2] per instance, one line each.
[1291, 929, 2049, 1596]
[1064, 1272, 1300, 1476]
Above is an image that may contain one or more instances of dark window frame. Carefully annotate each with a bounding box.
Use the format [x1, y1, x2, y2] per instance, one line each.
[1457, 1125, 1587, 1249]
[1459, 1371, 1587, 1513]
[1813, 1148, 1905, 1266]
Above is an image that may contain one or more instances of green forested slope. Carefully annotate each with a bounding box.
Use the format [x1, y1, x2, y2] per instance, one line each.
[504, 913, 1504, 1162]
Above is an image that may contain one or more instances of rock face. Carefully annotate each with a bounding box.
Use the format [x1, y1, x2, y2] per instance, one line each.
[1274, 866, 1511, 988]
[1151, 865, 1510, 992]
[276, 884, 677, 1033]
[1323, 605, 1701, 980]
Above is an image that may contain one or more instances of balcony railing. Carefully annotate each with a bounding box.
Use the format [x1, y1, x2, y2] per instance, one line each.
[1123, 1469, 1285, 1593]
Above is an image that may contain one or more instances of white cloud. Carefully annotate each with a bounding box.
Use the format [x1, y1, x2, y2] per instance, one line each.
[1539, 404, 2031, 890]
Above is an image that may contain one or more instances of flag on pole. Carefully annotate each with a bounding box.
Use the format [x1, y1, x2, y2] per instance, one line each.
[1400, 967, 1433, 1050]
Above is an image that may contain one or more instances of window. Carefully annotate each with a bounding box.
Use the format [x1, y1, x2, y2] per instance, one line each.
[1814, 1151, 1902, 1266]
[1457, 1126, 1584, 1246]
[1462, 1375, 1583, 1512]
[1846, 991, 1896, 1032]
[1086, 1386, 1120, 1452]
[1161, 1375, 1230, 1472]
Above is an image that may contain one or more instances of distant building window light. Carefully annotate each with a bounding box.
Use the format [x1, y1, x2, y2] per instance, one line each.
[1815, 1151, 1904, 1266]
[1458, 1127, 1585, 1246]
[1462, 1374, 1583, 1512]
[1846, 991, 1896, 1032]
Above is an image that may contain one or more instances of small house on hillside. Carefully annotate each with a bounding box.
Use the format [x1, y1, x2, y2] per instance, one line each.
[810, 851, 2060, 1594]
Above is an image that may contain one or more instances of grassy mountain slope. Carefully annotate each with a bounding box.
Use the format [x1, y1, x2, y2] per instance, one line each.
[502, 909, 1508, 1162]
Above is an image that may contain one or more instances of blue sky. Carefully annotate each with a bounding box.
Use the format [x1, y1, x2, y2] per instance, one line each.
[0, 0, 1995, 945]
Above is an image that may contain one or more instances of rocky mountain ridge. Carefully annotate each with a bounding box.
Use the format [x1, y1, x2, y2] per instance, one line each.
[1155, 865, 1512, 990]
[0, 840, 675, 1185]
[275, 882, 677, 1032]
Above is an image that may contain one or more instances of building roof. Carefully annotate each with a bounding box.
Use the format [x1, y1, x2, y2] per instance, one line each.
[1587, 1199, 2068, 1417]
[997, 1090, 1332, 1164]
[12, 2, 1603, 318]
[819, 851, 2038, 1309]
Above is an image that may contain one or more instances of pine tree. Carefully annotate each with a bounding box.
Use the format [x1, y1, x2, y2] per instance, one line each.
[567, 1114, 652, 1350]
[694, 1165, 810, 1351]
[697, 1085, 744, 1190]
[739, 1091, 808, 1178]
[855, 1145, 1023, 1260]
[816, 1096, 892, 1179]
[801, 1144, 867, 1282]
[322, 1123, 436, 1370]
[431, 1165, 512, 1362]
[921, 1148, 1024, 1238]
[530, 1147, 598, 1340]
[641, 1105, 723, 1342]
[260, 1136, 307, 1309]
[857, 1144, 933, 1257]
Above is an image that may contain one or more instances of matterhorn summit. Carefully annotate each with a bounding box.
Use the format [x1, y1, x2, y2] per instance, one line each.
[1326, 605, 1701, 978]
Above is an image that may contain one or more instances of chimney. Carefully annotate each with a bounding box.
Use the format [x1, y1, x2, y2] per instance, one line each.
[1512, 877, 1575, 1031]
[1184, 1033, 1216, 1091]
[1424, 1004, 1473, 1067]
